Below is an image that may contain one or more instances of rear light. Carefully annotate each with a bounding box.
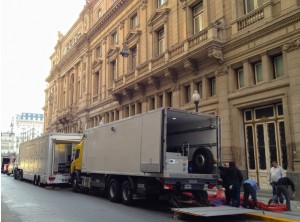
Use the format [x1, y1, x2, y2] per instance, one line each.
[49, 176, 56, 181]
[164, 184, 174, 190]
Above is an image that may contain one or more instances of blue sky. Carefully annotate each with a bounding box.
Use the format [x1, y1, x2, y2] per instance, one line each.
[0, 0, 85, 131]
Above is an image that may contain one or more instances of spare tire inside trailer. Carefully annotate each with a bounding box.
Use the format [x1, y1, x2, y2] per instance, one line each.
[192, 148, 214, 174]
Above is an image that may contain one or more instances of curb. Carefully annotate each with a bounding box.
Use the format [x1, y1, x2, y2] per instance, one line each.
[247, 212, 298, 222]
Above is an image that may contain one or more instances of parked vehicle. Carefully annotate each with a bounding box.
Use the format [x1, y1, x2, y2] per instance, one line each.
[71, 108, 221, 206]
[1, 156, 10, 174]
[14, 133, 82, 186]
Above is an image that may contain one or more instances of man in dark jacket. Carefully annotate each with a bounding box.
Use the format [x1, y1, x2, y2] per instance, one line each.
[219, 161, 243, 208]
[271, 177, 296, 211]
[219, 163, 231, 205]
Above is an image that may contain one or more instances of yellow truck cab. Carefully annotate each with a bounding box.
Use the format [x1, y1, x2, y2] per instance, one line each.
[71, 141, 83, 175]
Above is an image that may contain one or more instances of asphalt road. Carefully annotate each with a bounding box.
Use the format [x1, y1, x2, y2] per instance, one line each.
[1, 174, 262, 222]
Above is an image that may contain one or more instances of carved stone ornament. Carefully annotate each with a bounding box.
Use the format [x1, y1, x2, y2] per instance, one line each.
[134, 83, 146, 95]
[123, 89, 133, 100]
[282, 38, 300, 51]
[165, 68, 177, 83]
[184, 58, 198, 75]
[112, 93, 122, 104]
[148, 76, 160, 90]
[208, 47, 224, 64]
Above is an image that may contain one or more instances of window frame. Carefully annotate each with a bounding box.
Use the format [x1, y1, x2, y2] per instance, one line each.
[273, 54, 284, 79]
[237, 68, 245, 89]
[131, 13, 138, 29]
[157, 28, 165, 55]
[254, 62, 263, 84]
[193, 2, 203, 34]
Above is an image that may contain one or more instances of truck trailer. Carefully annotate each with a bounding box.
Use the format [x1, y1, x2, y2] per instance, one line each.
[14, 133, 82, 186]
[71, 108, 221, 206]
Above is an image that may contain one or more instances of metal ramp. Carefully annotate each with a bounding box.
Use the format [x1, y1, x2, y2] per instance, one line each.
[172, 206, 257, 217]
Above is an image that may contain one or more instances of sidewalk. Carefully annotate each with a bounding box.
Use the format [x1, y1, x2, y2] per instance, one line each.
[208, 189, 300, 222]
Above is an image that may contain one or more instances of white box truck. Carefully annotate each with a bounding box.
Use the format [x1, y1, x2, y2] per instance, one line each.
[14, 133, 82, 186]
[71, 108, 221, 206]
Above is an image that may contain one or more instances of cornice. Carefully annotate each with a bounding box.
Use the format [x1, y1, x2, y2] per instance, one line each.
[87, 0, 131, 40]
[224, 11, 300, 52]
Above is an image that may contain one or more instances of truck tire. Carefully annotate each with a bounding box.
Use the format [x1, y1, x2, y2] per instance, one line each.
[108, 178, 121, 203]
[36, 176, 41, 187]
[72, 174, 80, 192]
[192, 148, 214, 174]
[33, 175, 37, 185]
[121, 180, 133, 205]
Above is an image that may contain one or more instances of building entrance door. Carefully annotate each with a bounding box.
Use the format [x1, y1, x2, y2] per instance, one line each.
[244, 104, 287, 190]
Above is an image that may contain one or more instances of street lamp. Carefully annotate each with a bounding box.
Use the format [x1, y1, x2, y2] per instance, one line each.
[192, 90, 200, 112]
[120, 43, 129, 58]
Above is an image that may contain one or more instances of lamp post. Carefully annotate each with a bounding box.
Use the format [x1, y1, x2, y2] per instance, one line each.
[120, 43, 129, 58]
[192, 90, 200, 112]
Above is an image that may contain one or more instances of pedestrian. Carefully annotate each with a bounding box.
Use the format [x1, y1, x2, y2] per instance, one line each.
[219, 161, 243, 208]
[269, 160, 285, 203]
[243, 178, 259, 209]
[219, 163, 231, 205]
[270, 177, 296, 211]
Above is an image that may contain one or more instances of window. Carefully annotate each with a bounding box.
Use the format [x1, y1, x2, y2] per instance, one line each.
[158, 28, 165, 55]
[124, 106, 129, 118]
[158, 0, 166, 7]
[130, 104, 135, 116]
[254, 62, 263, 83]
[93, 71, 100, 95]
[195, 82, 202, 98]
[184, 85, 191, 103]
[111, 60, 117, 80]
[131, 14, 138, 29]
[131, 47, 137, 70]
[193, 3, 203, 34]
[166, 91, 172, 107]
[210, 77, 216, 96]
[244, 0, 264, 13]
[273, 54, 284, 78]
[150, 97, 155, 110]
[112, 32, 118, 45]
[96, 45, 102, 58]
[98, 9, 102, 18]
[158, 95, 163, 108]
[137, 102, 142, 114]
[237, 68, 245, 88]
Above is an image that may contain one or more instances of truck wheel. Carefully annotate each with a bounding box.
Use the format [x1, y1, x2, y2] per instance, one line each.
[108, 178, 121, 203]
[36, 176, 41, 187]
[121, 180, 133, 205]
[72, 175, 80, 192]
[192, 148, 214, 174]
[19, 170, 23, 181]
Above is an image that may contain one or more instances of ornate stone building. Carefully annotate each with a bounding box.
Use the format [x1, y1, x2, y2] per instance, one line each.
[44, 0, 300, 194]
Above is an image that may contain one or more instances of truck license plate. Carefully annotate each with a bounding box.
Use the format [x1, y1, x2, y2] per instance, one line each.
[184, 184, 192, 190]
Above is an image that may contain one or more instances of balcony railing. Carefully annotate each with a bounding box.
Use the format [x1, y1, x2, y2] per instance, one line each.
[188, 29, 208, 48]
[169, 43, 184, 59]
[237, 7, 264, 31]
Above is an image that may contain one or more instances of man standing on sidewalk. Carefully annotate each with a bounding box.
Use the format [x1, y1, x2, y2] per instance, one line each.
[269, 160, 285, 203]
[219, 161, 243, 208]
[270, 177, 296, 211]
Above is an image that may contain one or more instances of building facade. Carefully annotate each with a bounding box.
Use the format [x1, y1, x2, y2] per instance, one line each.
[44, 0, 300, 195]
[1, 132, 15, 157]
[1, 113, 44, 157]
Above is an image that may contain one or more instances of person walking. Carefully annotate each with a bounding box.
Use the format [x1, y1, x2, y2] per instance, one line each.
[269, 160, 285, 203]
[219, 161, 243, 208]
[274, 177, 295, 211]
[243, 178, 259, 209]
